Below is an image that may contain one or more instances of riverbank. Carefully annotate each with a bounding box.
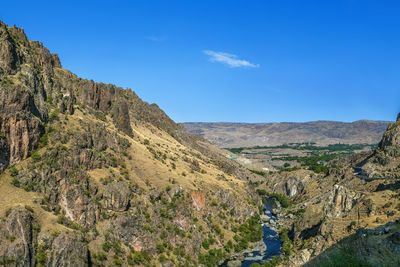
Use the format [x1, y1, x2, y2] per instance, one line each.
[223, 204, 282, 267]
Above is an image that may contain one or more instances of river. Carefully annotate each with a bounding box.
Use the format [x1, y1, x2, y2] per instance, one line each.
[222, 203, 282, 267]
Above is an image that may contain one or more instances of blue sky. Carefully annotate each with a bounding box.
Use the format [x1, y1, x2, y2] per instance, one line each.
[2, 1, 400, 122]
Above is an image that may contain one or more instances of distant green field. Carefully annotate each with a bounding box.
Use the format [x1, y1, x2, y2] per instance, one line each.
[226, 143, 377, 154]
[227, 143, 377, 175]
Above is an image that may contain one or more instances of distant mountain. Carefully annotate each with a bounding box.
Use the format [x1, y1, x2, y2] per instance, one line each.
[183, 120, 392, 148]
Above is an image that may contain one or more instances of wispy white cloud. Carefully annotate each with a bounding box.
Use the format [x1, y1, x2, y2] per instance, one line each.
[203, 50, 259, 68]
[145, 35, 167, 42]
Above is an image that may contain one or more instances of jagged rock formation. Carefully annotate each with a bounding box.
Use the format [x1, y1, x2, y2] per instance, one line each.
[103, 181, 131, 211]
[0, 20, 263, 266]
[323, 185, 361, 219]
[359, 114, 400, 178]
[285, 177, 304, 197]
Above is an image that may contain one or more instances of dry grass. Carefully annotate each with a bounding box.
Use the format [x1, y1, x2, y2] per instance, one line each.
[0, 172, 68, 232]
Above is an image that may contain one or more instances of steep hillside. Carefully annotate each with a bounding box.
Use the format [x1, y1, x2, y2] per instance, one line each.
[183, 121, 391, 148]
[0, 20, 264, 266]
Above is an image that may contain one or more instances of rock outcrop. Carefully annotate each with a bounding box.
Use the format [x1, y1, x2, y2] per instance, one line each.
[0, 207, 34, 266]
[285, 177, 304, 197]
[45, 232, 89, 267]
[324, 185, 361, 218]
[359, 113, 400, 178]
[103, 181, 131, 211]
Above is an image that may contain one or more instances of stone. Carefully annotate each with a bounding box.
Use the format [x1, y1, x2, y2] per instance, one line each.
[0, 207, 33, 266]
[46, 232, 89, 266]
[227, 260, 242, 267]
[103, 181, 131, 211]
[324, 185, 361, 218]
[285, 176, 304, 197]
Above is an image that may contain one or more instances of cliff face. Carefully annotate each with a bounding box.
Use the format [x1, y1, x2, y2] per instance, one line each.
[0, 20, 181, 172]
[0, 20, 263, 266]
[358, 114, 400, 178]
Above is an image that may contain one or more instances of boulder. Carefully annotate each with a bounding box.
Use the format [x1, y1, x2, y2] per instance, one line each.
[227, 260, 242, 267]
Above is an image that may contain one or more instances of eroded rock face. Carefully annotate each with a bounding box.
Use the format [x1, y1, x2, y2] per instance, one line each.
[59, 184, 100, 227]
[0, 83, 45, 169]
[359, 114, 400, 178]
[0, 25, 19, 75]
[191, 191, 205, 211]
[112, 100, 133, 137]
[285, 177, 304, 197]
[0, 135, 9, 172]
[0, 207, 34, 266]
[1, 113, 43, 164]
[324, 185, 361, 218]
[46, 232, 89, 267]
[0, 206, 89, 267]
[103, 181, 131, 211]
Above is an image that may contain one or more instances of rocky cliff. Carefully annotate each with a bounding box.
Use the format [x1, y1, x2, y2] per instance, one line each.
[358, 115, 400, 178]
[251, 113, 400, 266]
[0, 20, 263, 266]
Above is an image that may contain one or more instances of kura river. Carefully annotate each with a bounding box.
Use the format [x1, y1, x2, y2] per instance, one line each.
[222, 203, 282, 267]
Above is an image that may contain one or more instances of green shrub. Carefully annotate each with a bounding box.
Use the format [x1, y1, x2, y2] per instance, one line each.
[113, 258, 122, 266]
[143, 139, 150, 145]
[256, 189, 267, 196]
[9, 166, 19, 177]
[113, 241, 124, 254]
[267, 192, 291, 208]
[31, 151, 42, 162]
[38, 134, 48, 148]
[102, 241, 111, 252]
[35, 244, 47, 266]
[49, 110, 59, 121]
[202, 239, 210, 250]
[287, 208, 306, 216]
[50, 230, 60, 237]
[128, 251, 151, 265]
[248, 169, 266, 176]
[156, 242, 166, 253]
[198, 249, 225, 267]
[97, 252, 107, 261]
[279, 228, 292, 257]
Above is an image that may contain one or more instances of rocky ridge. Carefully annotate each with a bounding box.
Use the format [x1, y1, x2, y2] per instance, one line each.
[0, 20, 264, 266]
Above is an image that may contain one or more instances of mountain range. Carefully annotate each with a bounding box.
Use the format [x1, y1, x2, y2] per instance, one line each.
[184, 121, 391, 148]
